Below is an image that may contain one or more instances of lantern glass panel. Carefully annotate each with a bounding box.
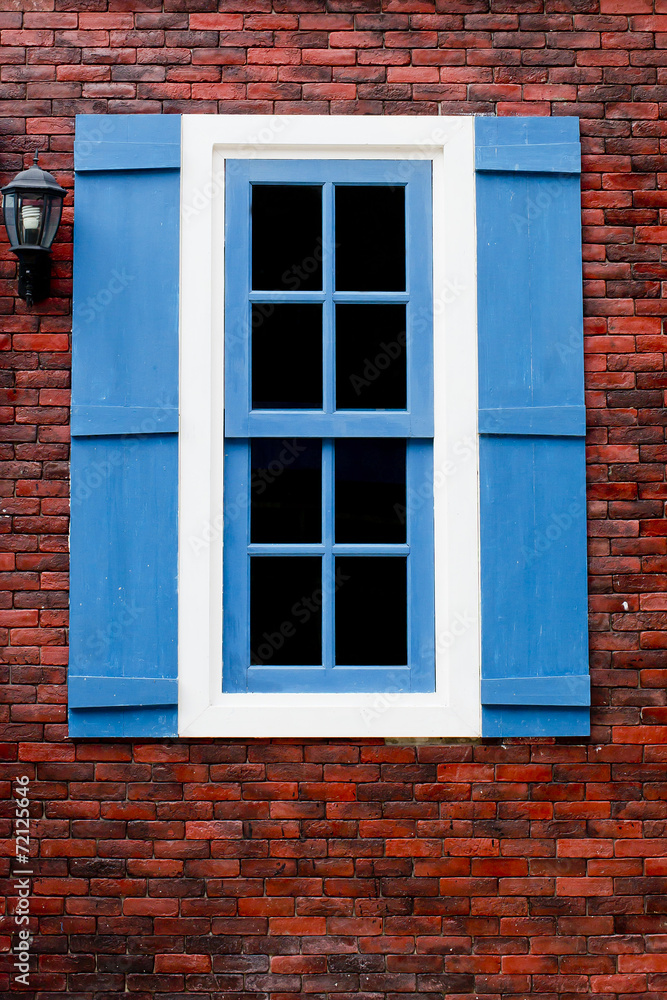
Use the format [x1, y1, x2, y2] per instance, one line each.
[41, 195, 63, 250]
[18, 194, 44, 246]
[2, 191, 18, 248]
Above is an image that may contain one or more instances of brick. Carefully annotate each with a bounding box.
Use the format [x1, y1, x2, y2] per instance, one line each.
[0, 3, 666, 986]
[330, 32, 383, 48]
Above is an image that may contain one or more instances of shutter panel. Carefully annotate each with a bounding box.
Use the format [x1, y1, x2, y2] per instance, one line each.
[69, 115, 180, 737]
[475, 116, 590, 738]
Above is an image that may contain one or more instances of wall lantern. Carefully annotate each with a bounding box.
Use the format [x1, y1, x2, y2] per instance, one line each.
[1, 152, 66, 307]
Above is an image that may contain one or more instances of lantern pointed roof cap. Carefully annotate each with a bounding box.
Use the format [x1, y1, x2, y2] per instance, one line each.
[1, 151, 66, 198]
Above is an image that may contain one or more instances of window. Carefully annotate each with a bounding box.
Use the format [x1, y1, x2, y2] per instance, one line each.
[69, 113, 589, 740]
[223, 160, 434, 695]
[179, 116, 480, 737]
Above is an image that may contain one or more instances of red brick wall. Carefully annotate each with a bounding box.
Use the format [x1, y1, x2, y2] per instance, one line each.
[2, 3, 667, 998]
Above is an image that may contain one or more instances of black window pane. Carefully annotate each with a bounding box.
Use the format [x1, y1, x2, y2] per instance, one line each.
[335, 557, 407, 666]
[252, 304, 322, 409]
[252, 185, 322, 291]
[336, 304, 406, 409]
[251, 557, 322, 666]
[251, 439, 321, 543]
[335, 439, 406, 543]
[335, 186, 405, 291]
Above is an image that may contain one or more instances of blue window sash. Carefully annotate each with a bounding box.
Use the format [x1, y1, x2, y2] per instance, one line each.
[223, 438, 434, 693]
[223, 158, 435, 695]
[224, 159, 434, 438]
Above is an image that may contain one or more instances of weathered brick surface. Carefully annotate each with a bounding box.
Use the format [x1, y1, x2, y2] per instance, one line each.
[1, 2, 667, 998]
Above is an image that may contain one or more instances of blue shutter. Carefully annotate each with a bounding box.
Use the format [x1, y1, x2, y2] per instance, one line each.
[69, 115, 180, 737]
[476, 116, 589, 738]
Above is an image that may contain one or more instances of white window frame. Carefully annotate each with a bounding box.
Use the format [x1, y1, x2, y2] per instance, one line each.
[178, 114, 481, 738]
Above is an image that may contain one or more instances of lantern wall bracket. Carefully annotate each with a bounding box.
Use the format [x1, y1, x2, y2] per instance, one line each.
[16, 248, 50, 308]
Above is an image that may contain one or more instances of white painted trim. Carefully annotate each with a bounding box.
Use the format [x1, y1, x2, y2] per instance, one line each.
[178, 115, 480, 738]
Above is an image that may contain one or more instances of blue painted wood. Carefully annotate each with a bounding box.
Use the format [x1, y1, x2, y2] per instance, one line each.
[222, 440, 434, 695]
[483, 706, 590, 739]
[74, 114, 180, 171]
[69, 113, 180, 739]
[74, 141, 181, 172]
[482, 675, 590, 707]
[68, 706, 177, 739]
[71, 405, 179, 437]
[246, 666, 413, 694]
[476, 115, 581, 150]
[479, 436, 588, 687]
[248, 291, 327, 304]
[476, 116, 589, 738]
[69, 435, 178, 736]
[72, 174, 179, 414]
[322, 439, 335, 678]
[475, 142, 581, 174]
[333, 291, 411, 304]
[476, 191, 584, 410]
[223, 158, 435, 695]
[69, 676, 178, 708]
[76, 114, 181, 144]
[478, 405, 586, 437]
[225, 159, 433, 439]
[235, 412, 432, 438]
[406, 440, 435, 692]
[222, 440, 251, 693]
[322, 181, 335, 414]
[224, 168, 251, 437]
[248, 544, 411, 556]
[247, 291, 411, 304]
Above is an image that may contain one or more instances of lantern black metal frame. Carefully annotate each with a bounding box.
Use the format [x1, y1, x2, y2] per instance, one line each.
[1, 152, 66, 307]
